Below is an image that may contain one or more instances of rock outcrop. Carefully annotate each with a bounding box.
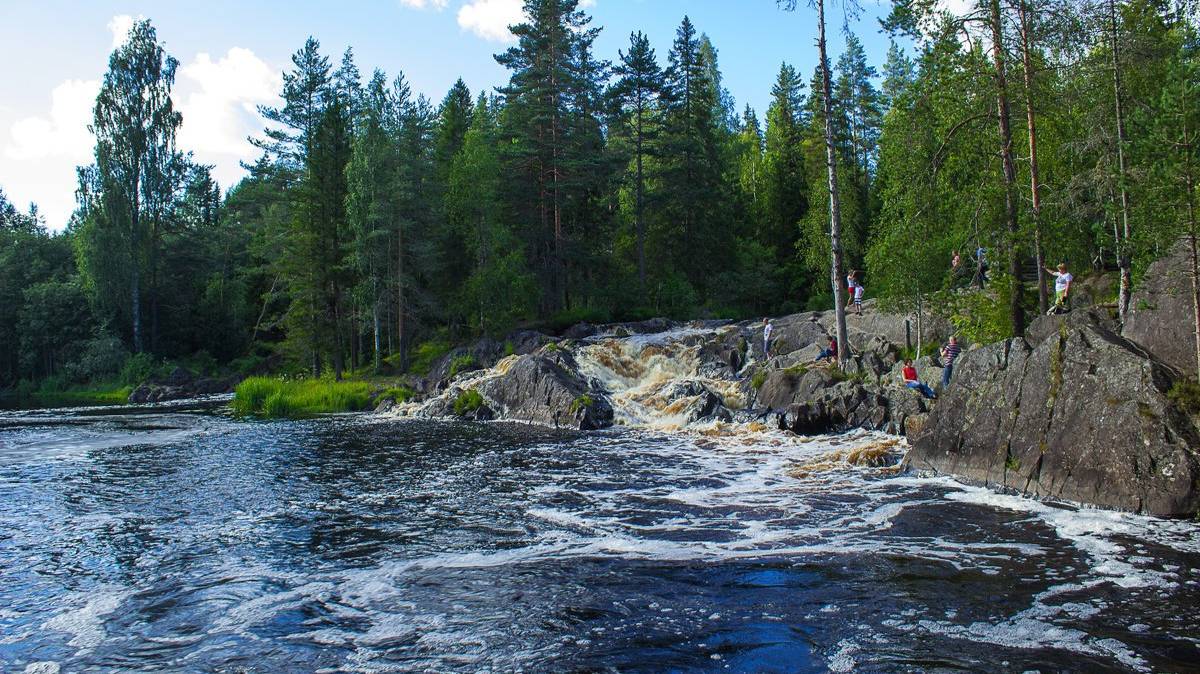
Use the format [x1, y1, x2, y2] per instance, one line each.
[1123, 240, 1199, 376]
[906, 321, 1200, 517]
[418, 349, 614, 431]
[129, 367, 238, 404]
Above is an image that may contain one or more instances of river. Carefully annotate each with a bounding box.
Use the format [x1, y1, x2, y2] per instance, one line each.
[1, 397, 1198, 673]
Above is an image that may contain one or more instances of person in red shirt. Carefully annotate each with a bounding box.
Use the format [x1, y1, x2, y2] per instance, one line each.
[902, 359, 937, 399]
[814, 336, 838, 363]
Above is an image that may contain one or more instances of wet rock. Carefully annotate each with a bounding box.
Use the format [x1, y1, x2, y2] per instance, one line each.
[562, 322, 599, 340]
[1123, 240, 1197, 375]
[906, 324, 1200, 517]
[659, 381, 732, 424]
[475, 352, 613, 431]
[128, 370, 238, 404]
[506, 330, 555, 356]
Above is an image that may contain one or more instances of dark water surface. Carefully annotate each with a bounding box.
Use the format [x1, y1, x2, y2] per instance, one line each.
[1, 403, 1198, 673]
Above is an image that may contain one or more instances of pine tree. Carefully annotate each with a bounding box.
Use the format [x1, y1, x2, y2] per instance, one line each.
[610, 30, 663, 294]
[254, 37, 332, 167]
[496, 0, 605, 313]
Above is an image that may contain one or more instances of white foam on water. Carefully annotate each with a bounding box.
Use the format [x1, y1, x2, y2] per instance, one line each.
[22, 663, 60, 674]
[40, 588, 132, 655]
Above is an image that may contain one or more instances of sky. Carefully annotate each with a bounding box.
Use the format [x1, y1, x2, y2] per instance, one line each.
[0, 0, 901, 232]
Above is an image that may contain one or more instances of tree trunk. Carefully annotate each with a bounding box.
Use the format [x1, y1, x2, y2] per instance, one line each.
[816, 0, 850, 366]
[1018, 1, 1049, 314]
[373, 299, 382, 373]
[1110, 0, 1134, 324]
[990, 0, 1025, 338]
[130, 190, 143, 354]
[636, 112, 646, 296]
[397, 222, 408, 371]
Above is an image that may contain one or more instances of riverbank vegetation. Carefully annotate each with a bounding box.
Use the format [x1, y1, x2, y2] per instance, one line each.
[3, 0, 1199, 399]
[231, 377, 373, 419]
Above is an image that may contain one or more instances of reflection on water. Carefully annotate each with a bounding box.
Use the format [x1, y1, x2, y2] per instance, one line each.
[0, 405, 1197, 672]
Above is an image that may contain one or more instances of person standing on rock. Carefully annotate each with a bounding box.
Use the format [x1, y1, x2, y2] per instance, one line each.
[762, 318, 774, 358]
[940, 336, 962, 388]
[1045, 262, 1073, 314]
[902, 359, 937, 399]
[847, 270, 864, 314]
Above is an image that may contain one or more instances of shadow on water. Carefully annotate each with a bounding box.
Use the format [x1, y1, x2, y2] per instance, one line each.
[0, 408, 1197, 672]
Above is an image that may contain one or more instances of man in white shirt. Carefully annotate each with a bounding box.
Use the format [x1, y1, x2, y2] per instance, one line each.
[762, 318, 773, 358]
[1046, 262, 1073, 314]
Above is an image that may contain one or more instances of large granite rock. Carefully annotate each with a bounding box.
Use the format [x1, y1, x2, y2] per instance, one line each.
[1123, 240, 1198, 376]
[475, 351, 614, 430]
[906, 323, 1200, 517]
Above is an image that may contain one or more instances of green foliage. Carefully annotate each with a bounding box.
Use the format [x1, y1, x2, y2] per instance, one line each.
[939, 283, 1016, 347]
[120, 353, 160, 387]
[231, 376, 372, 418]
[569, 394, 594, 415]
[62, 335, 129, 384]
[408, 340, 452, 376]
[449, 354, 478, 378]
[750, 369, 768, 390]
[379, 386, 415, 403]
[453, 388, 484, 416]
[1168, 379, 1200, 415]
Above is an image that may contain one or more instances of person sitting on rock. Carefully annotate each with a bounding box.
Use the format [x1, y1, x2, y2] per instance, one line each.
[814, 336, 838, 363]
[902, 359, 937, 399]
[1046, 262, 1073, 315]
[940, 336, 962, 388]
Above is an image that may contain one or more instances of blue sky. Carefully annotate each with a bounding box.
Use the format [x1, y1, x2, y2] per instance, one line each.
[0, 0, 899, 231]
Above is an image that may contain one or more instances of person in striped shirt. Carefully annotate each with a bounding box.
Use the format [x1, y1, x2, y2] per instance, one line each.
[940, 336, 962, 388]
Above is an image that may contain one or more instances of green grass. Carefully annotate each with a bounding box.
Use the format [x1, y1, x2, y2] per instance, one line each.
[23, 386, 133, 408]
[377, 386, 415, 403]
[453, 388, 484, 416]
[231, 376, 373, 419]
[750, 370, 768, 390]
[1168, 379, 1200, 415]
[448, 353, 478, 378]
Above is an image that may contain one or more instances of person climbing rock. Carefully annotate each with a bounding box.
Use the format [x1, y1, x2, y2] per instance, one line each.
[902, 359, 937, 399]
[814, 336, 838, 363]
[1046, 262, 1073, 315]
[940, 336, 962, 388]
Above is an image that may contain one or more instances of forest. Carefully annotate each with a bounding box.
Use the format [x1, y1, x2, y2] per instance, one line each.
[1, 0, 1198, 393]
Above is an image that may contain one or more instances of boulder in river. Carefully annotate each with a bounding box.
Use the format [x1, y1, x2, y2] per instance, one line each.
[476, 350, 614, 430]
[906, 322, 1200, 517]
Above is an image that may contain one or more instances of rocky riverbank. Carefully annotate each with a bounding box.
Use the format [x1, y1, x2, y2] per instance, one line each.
[389, 251, 1200, 518]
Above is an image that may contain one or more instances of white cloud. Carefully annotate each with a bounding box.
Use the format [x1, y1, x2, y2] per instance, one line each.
[457, 0, 525, 42]
[6, 79, 99, 162]
[399, 0, 449, 8]
[1, 76, 97, 229]
[579, 0, 596, 7]
[176, 47, 280, 158]
[107, 14, 142, 49]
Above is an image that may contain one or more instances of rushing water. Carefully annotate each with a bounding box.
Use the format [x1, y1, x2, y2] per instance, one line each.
[2, 399, 1199, 673]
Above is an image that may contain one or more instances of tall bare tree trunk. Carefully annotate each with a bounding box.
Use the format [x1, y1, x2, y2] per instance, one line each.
[130, 189, 143, 354]
[397, 221, 408, 371]
[990, 0, 1026, 337]
[1018, 1, 1049, 314]
[373, 297, 382, 373]
[816, 0, 849, 366]
[636, 114, 646, 295]
[1110, 0, 1134, 324]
